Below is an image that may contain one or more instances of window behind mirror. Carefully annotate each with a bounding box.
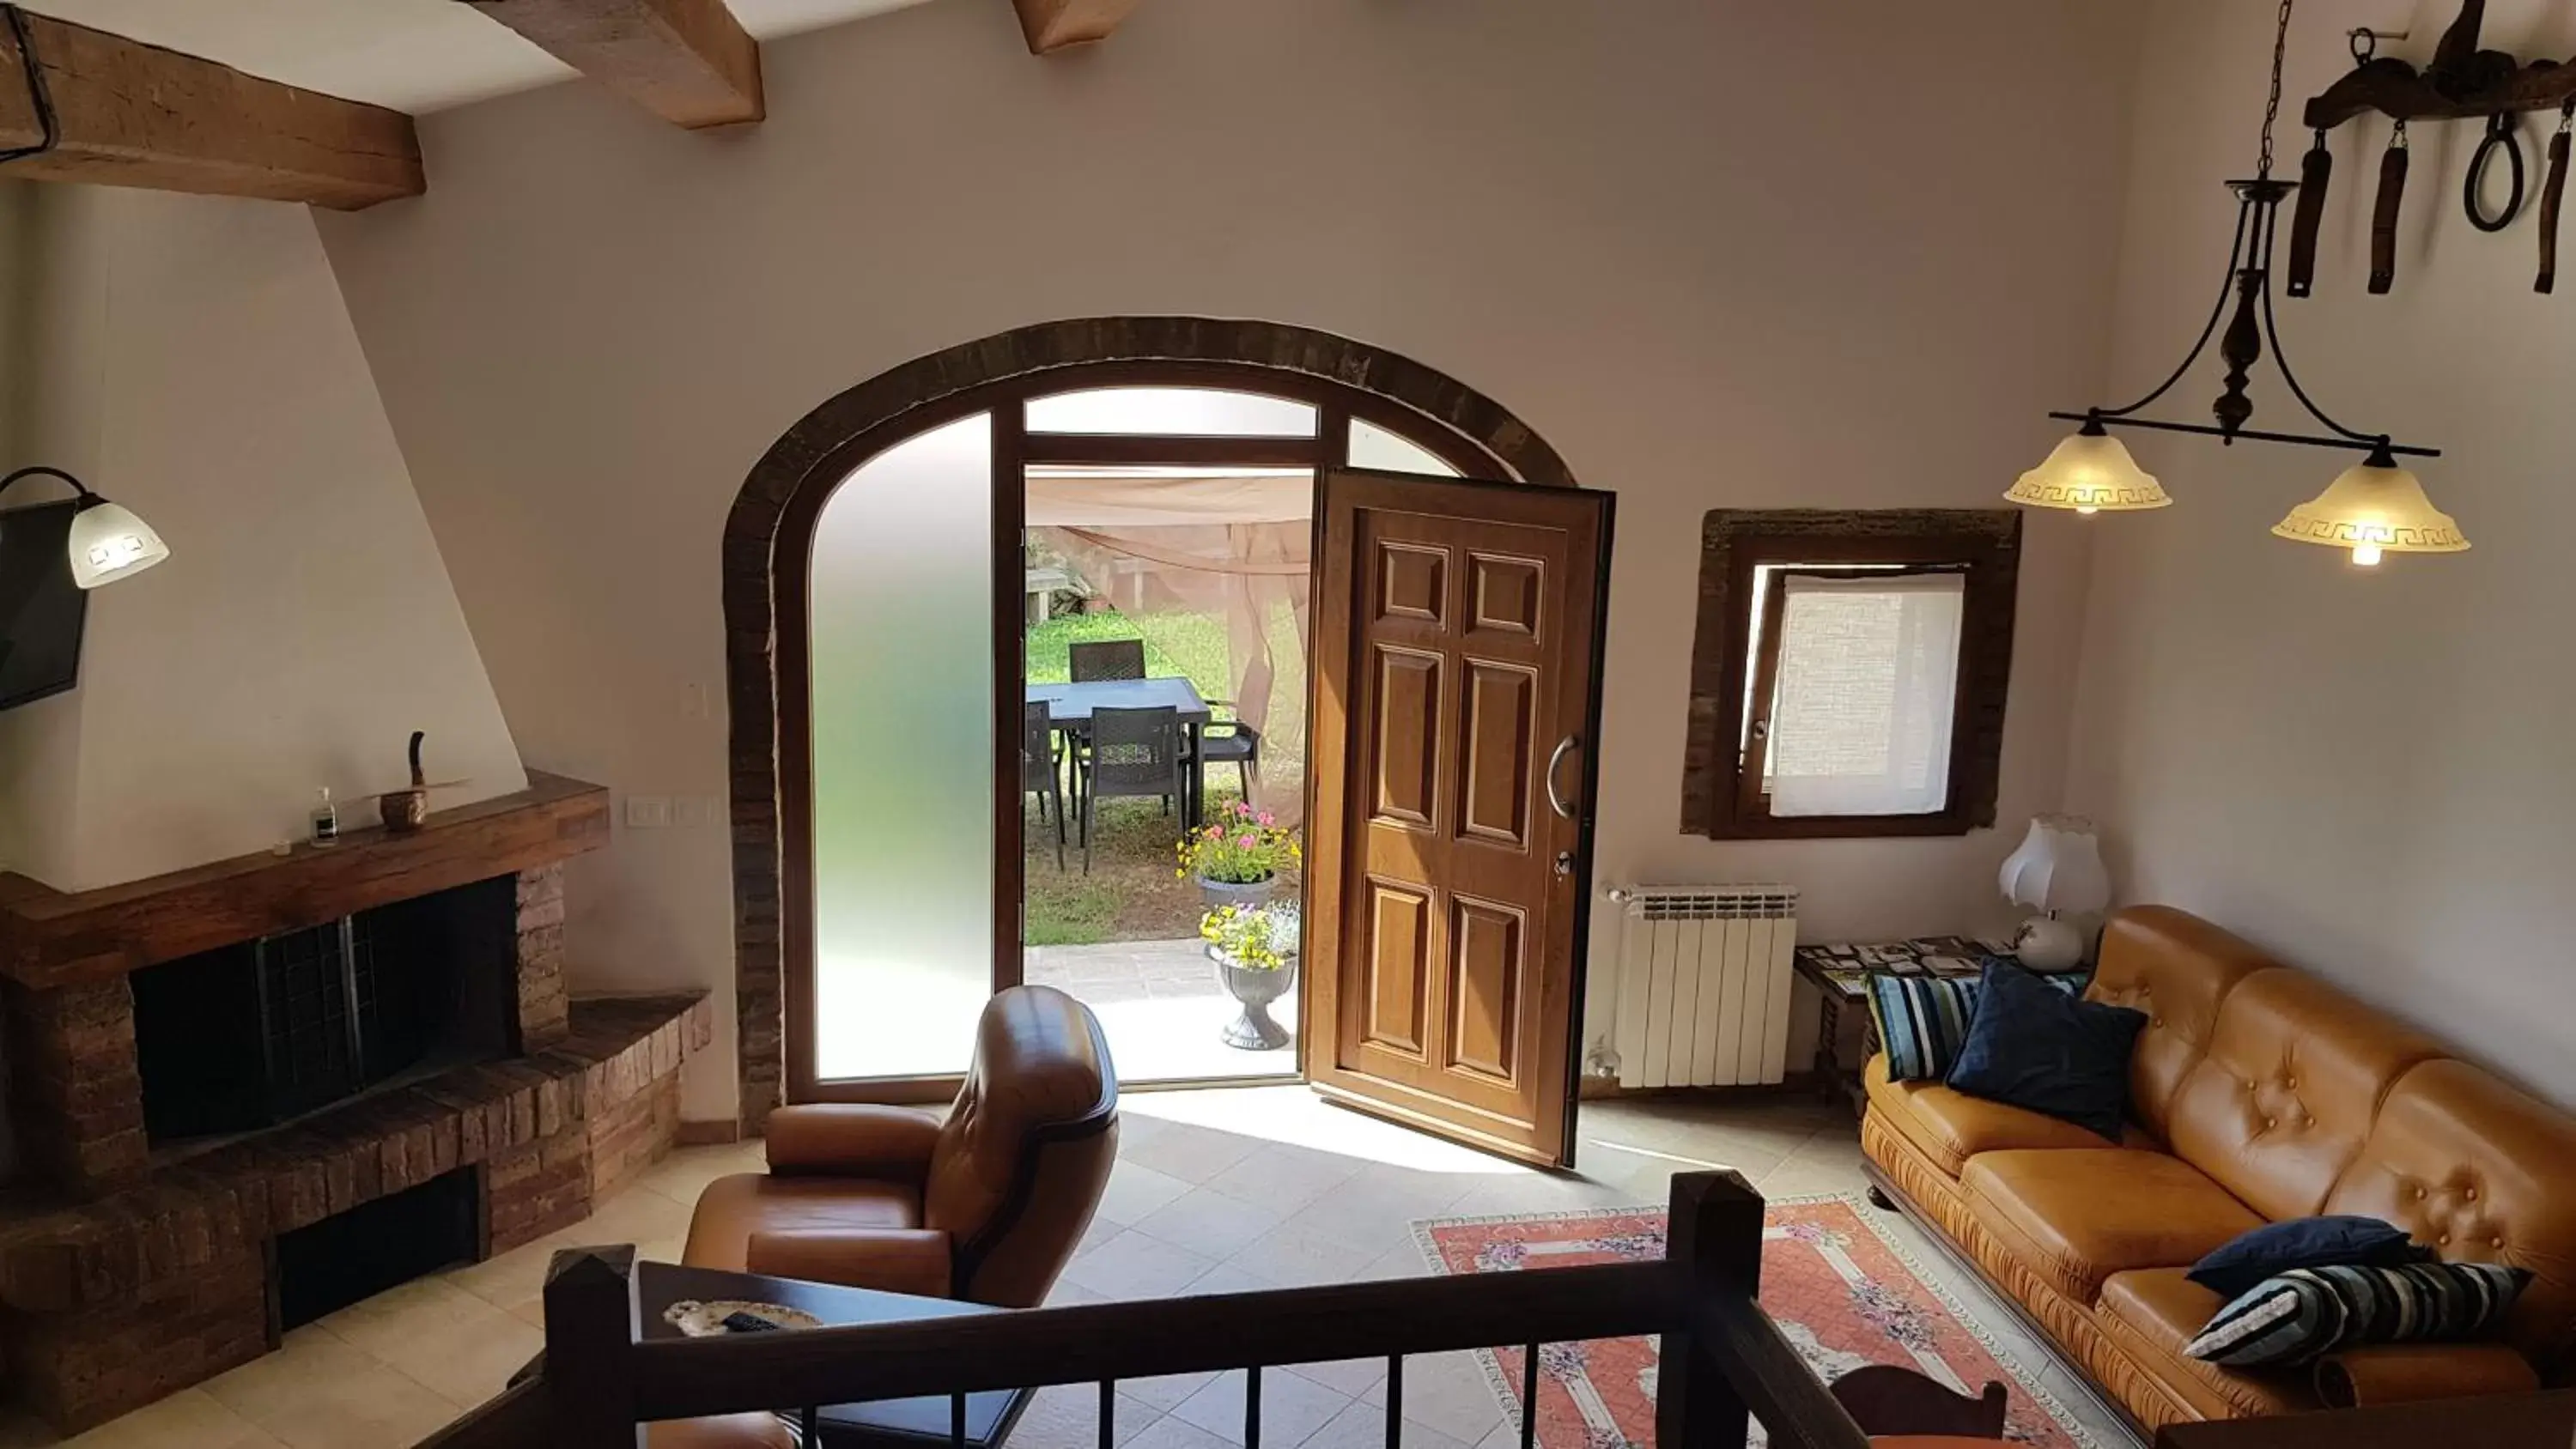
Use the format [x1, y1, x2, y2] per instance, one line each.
[1684, 510, 2020, 839]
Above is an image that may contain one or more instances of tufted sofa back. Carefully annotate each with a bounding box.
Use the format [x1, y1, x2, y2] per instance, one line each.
[2085, 906, 2275, 1139]
[2323, 1058, 2576, 1368]
[2087, 907, 2576, 1373]
[2160, 969, 2445, 1222]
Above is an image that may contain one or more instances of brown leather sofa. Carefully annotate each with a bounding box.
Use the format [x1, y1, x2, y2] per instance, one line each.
[683, 984, 1119, 1307]
[1862, 906, 2576, 1432]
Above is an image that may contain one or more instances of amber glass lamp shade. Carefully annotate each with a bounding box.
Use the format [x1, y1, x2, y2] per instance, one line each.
[2271, 453, 2468, 567]
[2005, 424, 2172, 516]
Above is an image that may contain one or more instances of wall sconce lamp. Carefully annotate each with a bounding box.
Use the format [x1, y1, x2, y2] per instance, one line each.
[0, 466, 172, 589]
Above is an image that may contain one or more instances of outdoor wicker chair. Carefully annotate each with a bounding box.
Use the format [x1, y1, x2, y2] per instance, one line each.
[1076, 705, 1185, 875]
[1066, 638, 1146, 682]
[1193, 717, 1262, 805]
[1023, 699, 1066, 871]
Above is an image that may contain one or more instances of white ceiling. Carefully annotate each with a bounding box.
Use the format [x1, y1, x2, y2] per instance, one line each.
[26, 0, 937, 113]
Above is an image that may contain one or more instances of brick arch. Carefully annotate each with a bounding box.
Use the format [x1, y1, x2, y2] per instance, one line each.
[724, 316, 1577, 1125]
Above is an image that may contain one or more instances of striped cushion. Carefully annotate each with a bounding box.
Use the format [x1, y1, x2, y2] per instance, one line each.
[2186, 1262, 2531, 1367]
[1866, 974, 1982, 1082]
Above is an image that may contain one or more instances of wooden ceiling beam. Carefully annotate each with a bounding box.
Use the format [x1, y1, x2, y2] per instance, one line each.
[463, 0, 762, 129]
[1011, 0, 1144, 54]
[0, 11, 421, 211]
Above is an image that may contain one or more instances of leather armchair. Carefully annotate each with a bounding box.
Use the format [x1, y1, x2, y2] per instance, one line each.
[683, 984, 1118, 1308]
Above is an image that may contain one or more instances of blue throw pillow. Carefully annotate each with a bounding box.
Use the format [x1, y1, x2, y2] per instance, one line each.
[1867, 962, 2089, 1084]
[1942, 960, 2147, 1140]
[2188, 1217, 2432, 1298]
[2186, 1262, 2531, 1367]
[1866, 974, 1982, 1082]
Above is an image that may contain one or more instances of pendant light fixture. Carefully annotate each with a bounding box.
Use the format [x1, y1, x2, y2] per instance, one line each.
[2010, 0, 2465, 567]
[0, 466, 173, 589]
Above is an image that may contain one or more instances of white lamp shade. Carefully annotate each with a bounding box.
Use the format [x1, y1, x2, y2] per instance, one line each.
[2005, 430, 2172, 512]
[2271, 458, 2467, 559]
[1998, 815, 2111, 914]
[67, 500, 170, 589]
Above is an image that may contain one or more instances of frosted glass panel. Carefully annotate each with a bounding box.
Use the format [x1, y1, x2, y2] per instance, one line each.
[1026, 387, 1318, 437]
[1349, 418, 1461, 476]
[810, 412, 993, 1080]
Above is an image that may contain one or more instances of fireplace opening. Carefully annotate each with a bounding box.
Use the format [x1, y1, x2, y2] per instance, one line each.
[274, 1164, 483, 1329]
[130, 876, 519, 1146]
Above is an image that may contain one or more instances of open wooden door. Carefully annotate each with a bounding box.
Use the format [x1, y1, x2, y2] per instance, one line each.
[1303, 468, 1613, 1167]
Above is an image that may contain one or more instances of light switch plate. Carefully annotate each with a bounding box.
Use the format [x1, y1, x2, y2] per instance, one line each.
[624, 795, 671, 828]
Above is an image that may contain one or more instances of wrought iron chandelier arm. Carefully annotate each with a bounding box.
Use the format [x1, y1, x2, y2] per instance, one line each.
[2093, 201, 2254, 420]
[2256, 247, 2385, 445]
[0, 464, 96, 500]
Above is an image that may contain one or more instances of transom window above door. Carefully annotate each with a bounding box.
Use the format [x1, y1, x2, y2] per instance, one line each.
[1024, 386, 1319, 438]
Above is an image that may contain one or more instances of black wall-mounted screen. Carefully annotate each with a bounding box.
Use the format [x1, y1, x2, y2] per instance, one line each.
[0, 500, 88, 711]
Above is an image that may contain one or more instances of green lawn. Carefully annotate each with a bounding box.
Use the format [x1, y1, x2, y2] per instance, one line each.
[1025, 610, 1230, 695]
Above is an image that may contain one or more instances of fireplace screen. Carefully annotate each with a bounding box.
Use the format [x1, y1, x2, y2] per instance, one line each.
[131, 876, 515, 1144]
[262, 916, 368, 1121]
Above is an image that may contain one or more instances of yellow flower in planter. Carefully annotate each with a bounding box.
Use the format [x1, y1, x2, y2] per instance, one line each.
[1200, 902, 1301, 971]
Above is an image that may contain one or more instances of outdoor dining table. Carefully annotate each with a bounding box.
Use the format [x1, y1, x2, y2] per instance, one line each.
[1026, 675, 1212, 827]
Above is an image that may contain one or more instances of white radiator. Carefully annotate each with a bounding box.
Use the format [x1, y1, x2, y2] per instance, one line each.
[1608, 885, 1799, 1089]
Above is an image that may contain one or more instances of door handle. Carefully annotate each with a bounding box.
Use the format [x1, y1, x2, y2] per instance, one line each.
[1545, 735, 1581, 821]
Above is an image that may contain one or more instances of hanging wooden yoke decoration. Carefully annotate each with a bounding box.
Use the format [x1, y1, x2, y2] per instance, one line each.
[2301, 0, 2576, 294]
[2541, 101, 2573, 292]
[2464, 112, 2525, 231]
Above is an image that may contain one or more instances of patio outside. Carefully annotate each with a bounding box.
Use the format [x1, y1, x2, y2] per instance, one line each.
[1023, 581, 1307, 1084]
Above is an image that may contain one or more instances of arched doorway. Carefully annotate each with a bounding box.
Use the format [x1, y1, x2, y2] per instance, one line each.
[726, 318, 1587, 1143]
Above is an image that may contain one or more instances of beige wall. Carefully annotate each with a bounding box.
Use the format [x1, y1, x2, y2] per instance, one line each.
[317, 0, 2139, 1118]
[0, 185, 526, 892]
[2069, 0, 2576, 1105]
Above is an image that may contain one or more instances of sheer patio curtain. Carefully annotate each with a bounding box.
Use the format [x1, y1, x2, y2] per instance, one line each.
[1029, 468, 1311, 826]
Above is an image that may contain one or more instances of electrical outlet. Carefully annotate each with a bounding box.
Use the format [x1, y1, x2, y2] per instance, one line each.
[624, 795, 671, 828]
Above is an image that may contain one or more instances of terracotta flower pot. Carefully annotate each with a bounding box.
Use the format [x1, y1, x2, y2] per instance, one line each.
[1208, 947, 1297, 1051]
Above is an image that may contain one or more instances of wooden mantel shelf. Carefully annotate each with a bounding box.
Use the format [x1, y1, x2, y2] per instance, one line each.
[0, 771, 609, 991]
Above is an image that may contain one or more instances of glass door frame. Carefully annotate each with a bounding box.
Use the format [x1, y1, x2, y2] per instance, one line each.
[779, 361, 1518, 1105]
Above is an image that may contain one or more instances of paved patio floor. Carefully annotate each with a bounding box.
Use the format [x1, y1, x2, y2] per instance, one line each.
[1025, 938, 1300, 1083]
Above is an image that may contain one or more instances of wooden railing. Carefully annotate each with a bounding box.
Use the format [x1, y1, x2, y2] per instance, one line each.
[421, 1170, 1871, 1449]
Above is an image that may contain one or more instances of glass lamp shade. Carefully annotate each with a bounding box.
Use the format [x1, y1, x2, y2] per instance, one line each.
[1997, 815, 2111, 914]
[2271, 457, 2467, 567]
[67, 500, 171, 589]
[2005, 429, 2172, 514]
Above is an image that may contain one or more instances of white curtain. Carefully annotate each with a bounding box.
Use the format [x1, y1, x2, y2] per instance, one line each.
[1765, 571, 1965, 817]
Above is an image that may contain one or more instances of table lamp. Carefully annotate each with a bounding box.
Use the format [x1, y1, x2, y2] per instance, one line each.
[1997, 815, 2109, 972]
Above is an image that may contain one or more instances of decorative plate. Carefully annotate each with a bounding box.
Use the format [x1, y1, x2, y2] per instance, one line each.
[662, 1298, 823, 1337]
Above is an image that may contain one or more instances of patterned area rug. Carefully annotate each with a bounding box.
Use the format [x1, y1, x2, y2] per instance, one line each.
[1415, 1193, 2098, 1448]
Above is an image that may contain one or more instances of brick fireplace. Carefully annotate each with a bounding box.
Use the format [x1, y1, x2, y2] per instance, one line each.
[0, 772, 708, 1430]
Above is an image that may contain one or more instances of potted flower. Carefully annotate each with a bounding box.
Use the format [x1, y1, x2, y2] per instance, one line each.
[1175, 800, 1300, 907]
[1201, 901, 1300, 1050]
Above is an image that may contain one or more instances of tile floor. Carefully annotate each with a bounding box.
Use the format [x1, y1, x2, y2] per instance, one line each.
[3, 1088, 2142, 1449]
[1024, 940, 1300, 1084]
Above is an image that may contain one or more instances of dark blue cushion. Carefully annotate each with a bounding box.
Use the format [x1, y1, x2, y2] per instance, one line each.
[1942, 960, 2147, 1141]
[2187, 1217, 2431, 1298]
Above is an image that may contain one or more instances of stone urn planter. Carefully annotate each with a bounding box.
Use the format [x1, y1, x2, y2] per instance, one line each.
[1209, 947, 1298, 1051]
[1196, 874, 1278, 909]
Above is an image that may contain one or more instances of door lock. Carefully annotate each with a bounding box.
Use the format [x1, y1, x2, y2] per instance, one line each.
[1554, 851, 1576, 877]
